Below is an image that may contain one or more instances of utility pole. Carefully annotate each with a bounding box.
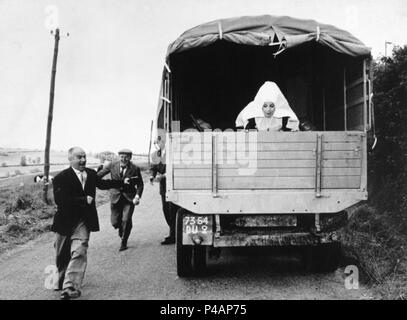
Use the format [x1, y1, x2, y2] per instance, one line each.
[385, 41, 393, 59]
[43, 28, 60, 204]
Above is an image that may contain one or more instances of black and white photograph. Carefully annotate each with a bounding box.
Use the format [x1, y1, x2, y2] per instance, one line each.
[0, 0, 406, 305]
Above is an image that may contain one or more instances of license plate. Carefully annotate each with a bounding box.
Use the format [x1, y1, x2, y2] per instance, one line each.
[234, 215, 297, 227]
[182, 215, 213, 245]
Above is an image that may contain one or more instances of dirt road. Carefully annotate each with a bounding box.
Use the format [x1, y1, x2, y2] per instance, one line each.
[0, 182, 374, 300]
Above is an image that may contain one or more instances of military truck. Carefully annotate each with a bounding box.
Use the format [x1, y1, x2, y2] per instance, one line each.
[155, 15, 374, 276]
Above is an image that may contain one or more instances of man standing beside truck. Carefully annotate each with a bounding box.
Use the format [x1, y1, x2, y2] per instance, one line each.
[150, 137, 177, 245]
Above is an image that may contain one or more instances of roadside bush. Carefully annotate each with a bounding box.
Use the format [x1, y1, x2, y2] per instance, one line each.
[369, 45, 407, 218]
[4, 184, 53, 214]
[0, 213, 7, 226]
[6, 223, 28, 236]
[1, 162, 7, 167]
[0, 183, 56, 253]
[20, 155, 27, 166]
[5, 192, 33, 213]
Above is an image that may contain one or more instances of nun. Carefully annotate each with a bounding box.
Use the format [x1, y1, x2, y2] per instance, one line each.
[235, 81, 299, 131]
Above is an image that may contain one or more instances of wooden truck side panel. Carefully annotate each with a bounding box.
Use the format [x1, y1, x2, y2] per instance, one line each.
[171, 131, 364, 190]
[166, 131, 367, 214]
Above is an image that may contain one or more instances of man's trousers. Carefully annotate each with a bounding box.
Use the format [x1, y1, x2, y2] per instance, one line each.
[55, 220, 90, 291]
[111, 196, 135, 241]
[159, 178, 176, 240]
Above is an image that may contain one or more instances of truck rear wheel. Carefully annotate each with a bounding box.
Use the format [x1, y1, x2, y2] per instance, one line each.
[175, 208, 207, 277]
[192, 245, 207, 274]
[302, 243, 341, 273]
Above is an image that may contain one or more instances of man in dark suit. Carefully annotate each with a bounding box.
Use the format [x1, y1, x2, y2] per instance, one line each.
[97, 149, 144, 251]
[150, 151, 176, 245]
[149, 137, 178, 245]
[52, 147, 125, 300]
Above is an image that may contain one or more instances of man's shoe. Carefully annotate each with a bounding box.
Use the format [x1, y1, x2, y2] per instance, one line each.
[119, 240, 128, 251]
[60, 287, 81, 300]
[54, 284, 63, 291]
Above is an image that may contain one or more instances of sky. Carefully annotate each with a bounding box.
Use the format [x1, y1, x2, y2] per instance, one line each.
[0, 0, 406, 154]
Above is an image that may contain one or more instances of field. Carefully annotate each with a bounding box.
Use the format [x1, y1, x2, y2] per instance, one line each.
[0, 148, 100, 179]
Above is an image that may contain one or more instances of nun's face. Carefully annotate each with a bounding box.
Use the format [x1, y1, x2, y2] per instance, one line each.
[262, 101, 276, 118]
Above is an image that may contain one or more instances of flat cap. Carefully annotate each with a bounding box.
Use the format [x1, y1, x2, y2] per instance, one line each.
[118, 148, 133, 155]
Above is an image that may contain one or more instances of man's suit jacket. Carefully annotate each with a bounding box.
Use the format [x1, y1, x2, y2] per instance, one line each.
[51, 167, 123, 236]
[97, 161, 144, 204]
[150, 162, 166, 196]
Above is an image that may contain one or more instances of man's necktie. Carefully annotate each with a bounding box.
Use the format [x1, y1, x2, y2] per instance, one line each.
[80, 172, 85, 190]
[120, 166, 125, 179]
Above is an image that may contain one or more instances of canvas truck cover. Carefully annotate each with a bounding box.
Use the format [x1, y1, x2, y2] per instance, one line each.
[156, 14, 372, 126]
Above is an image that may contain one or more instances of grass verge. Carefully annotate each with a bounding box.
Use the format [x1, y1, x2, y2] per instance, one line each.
[340, 204, 407, 300]
[0, 183, 56, 254]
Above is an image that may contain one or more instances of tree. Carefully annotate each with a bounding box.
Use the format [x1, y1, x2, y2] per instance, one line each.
[369, 45, 407, 216]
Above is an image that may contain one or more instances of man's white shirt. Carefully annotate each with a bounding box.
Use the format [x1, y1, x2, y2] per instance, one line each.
[72, 167, 87, 190]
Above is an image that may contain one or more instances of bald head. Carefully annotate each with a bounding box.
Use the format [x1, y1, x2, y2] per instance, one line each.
[68, 147, 87, 171]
